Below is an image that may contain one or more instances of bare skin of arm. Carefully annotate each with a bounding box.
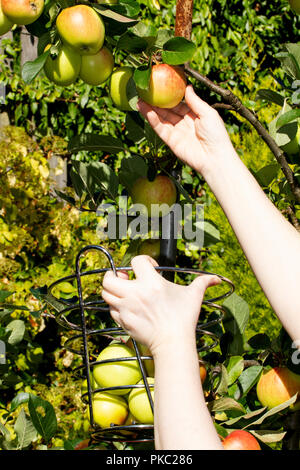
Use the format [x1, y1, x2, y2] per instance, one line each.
[137, 86, 300, 344]
[102, 258, 223, 450]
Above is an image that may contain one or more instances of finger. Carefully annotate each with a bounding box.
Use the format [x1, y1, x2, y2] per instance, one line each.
[102, 270, 132, 297]
[150, 106, 183, 126]
[131, 255, 159, 280]
[116, 270, 129, 280]
[171, 101, 192, 117]
[101, 288, 122, 308]
[136, 101, 174, 140]
[185, 85, 213, 118]
[109, 308, 121, 327]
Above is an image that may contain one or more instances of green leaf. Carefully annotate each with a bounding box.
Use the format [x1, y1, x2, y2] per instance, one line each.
[154, 29, 173, 48]
[238, 365, 263, 396]
[215, 364, 229, 395]
[117, 31, 149, 53]
[14, 408, 38, 449]
[276, 43, 300, 80]
[254, 163, 280, 187]
[21, 50, 50, 84]
[30, 286, 67, 313]
[276, 108, 300, 129]
[248, 333, 271, 350]
[134, 65, 152, 90]
[0, 290, 14, 303]
[105, 0, 140, 17]
[255, 89, 285, 107]
[162, 37, 196, 65]
[250, 429, 286, 443]
[68, 134, 125, 154]
[28, 394, 57, 442]
[244, 395, 298, 428]
[208, 397, 245, 413]
[10, 393, 30, 412]
[119, 155, 148, 191]
[5, 320, 25, 345]
[125, 112, 145, 143]
[222, 293, 249, 356]
[226, 356, 244, 386]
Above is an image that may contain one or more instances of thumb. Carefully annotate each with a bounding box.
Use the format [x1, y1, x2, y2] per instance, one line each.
[188, 274, 221, 298]
[185, 85, 212, 118]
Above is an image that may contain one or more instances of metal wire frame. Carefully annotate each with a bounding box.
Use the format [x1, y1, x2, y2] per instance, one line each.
[48, 244, 235, 444]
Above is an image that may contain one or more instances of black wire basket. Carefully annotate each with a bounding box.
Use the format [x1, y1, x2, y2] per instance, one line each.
[47, 244, 235, 445]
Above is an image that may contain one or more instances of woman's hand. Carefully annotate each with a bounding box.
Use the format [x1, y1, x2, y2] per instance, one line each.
[102, 255, 221, 356]
[137, 85, 235, 176]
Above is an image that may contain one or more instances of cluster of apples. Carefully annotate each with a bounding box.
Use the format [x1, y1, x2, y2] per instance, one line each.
[83, 341, 155, 431]
[0, 0, 44, 35]
[83, 340, 207, 433]
[43, 4, 115, 87]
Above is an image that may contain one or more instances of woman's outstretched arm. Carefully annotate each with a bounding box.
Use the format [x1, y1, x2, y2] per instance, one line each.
[137, 87, 300, 344]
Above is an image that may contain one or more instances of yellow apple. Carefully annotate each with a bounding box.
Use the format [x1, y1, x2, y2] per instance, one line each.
[128, 377, 154, 424]
[127, 339, 155, 377]
[79, 46, 114, 86]
[0, 2, 13, 35]
[109, 66, 133, 111]
[257, 366, 300, 410]
[1, 0, 44, 25]
[89, 391, 128, 428]
[43, 44, 81, 86]
[93, 343, 142, 395]
[97, 0, 118, 3]
[137, 63, 187, 109]
[56, 5, 105, 55]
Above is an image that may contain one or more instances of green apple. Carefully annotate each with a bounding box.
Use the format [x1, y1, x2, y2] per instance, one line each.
[281, 125, 300, 156]
[257, 366, 300, 410]
[222, 430, 261, 450]
[288, 0, 300, 14]
[128, 377, 154, 424]
[1, 0, 44, 25]
[97, 0, 118, 3]
[0, 2, 13, 35]
[137, 63, 186, 109]
[89, 391, 128, 428]
[93, 343, 142, 395]
[79, 46, 114, 86]
[56, 5, 105, 56]
[138, 239, 160, 262]
[130, 175, 177, 218]
[109, 66, 133, 111]
[44, 44, 81, 86]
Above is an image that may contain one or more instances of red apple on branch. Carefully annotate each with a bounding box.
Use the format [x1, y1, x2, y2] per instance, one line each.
[222, 430, 261, 450]
[137, 63, 187, 109]
[1, 0, 44, 25]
